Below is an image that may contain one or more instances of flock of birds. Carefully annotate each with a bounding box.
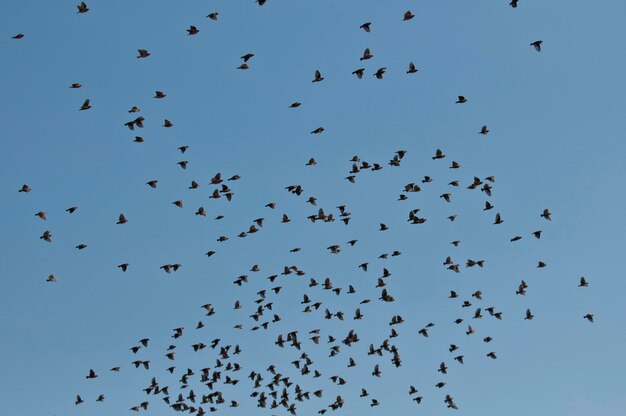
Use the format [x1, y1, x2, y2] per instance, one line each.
[11, 1, 595, 415]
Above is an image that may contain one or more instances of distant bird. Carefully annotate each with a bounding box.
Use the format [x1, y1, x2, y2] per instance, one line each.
[241, 53, 254, 62]
[187, 25, 199, 35]
[455, 96, 467, 104]
[76, 2, 89, 13]
[525, 309, 534, 320]
[312, 70, 324, 82]
[360, 48, 373, 61]
[579, 277, 589, 287]
[432, 149, 445, 160]
[12, 34, 24, 39]
[66, 206, 78, 213]
[207, 12, 219, 20]
[86, 369, 97, 379]
[479, 125, 489, 135]
[137, 49, 150, 58]
[531, 40, 543, 52]
[360, 22, 371, 32]
[373, 67, 386, 79]
[70, 83, 82, 88]
[541, 208, 552, 220]
[116, 214, 127, 224]
[118, 263, 129, 272]
[583, 314, 594, 323]
[352, 68, 365, 79]
[403, 11, 415, 20]
[46, 274, 57, 282]
[154, 91, 166, 98]
[510, 0, 518, 7]
[79, 99, 91, 110]
[290, 102, 301, 108]
[40, 231, 52, 242]
[406, 62, 418, 74]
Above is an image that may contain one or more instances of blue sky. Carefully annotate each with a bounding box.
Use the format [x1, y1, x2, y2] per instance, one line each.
[1, 1, 625, 415]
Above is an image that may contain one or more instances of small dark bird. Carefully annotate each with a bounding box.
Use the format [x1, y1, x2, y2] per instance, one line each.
[207, 12, 219, 20]
[583, 314, 594, 323]
[154, 91, 166, 99]
[352, 68, 365, 79]
[360, 48, 373, 61]
[541, 208, 552, 221]
[403, 11, 415, 20]
[12, 34, 25, 39]
[406, 62, 418, 74]
[187, 25, 199, 35]
[479, 125, 489, 135]
[373, 67, 386, 79]
[137, 49, 150, 58]
[312, 70, 324, 82]
[579, 277, 589, 287]
[531, 40, 543, 52]
[77, 2, 89, 13]
[456, 96, 467, 104]
[66, 206, 78, 213]
[79, 99, 91, 110]
[360, 22, 371, 32]
[290, 102, 301, 108]
[70, 83, 82, 88]
[510, 0, 518, 7]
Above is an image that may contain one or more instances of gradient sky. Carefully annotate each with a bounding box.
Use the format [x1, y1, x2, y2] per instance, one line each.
[1, 1, 625, 415]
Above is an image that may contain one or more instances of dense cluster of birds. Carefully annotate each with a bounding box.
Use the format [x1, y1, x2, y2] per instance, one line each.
[11, 1, 595, 415]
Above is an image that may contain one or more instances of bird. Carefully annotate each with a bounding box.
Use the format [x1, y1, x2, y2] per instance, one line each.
[583, 314, 594, 323]
[79, 99, 91, 110]
[70, 83, 82, 88]
[373, 67, 386, 79]
[403, 11, 415, 20]
[187, 25, 199, 35]
[137, 49, 150, 58]
[207, 12, 219, 20]
[352, 68, 365, 79]
[40, 231, 52, 242]
[360, 48, 373, 61]
[360, 22, 371, 32]
[116, 214, 127, 225]
[455, 96, 467, 104]
[154, 91, 166, 98]
[312, 70, 324, 82]
[479, 125, 489, 135]
[525, 309, 534, 320]
[76, 2, 89, 13]
[406, 62, 418, 74]
[579, 277, 589, 287]
[541, 208, 552, 220]
[46, 275, 57, 282]
[12, 34, 24, 39]
[531, 40, 543, 52]
[510, 0, 518, 7]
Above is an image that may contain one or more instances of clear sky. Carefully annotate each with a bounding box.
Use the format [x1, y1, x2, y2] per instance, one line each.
[1, 1, 625, 415]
